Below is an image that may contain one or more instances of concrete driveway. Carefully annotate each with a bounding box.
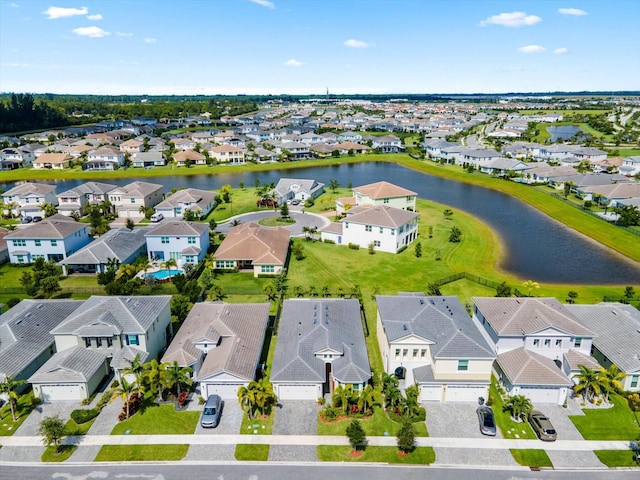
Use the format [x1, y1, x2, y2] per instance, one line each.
[425, 402, 505, 439]
[216, 211, 329, 237]
[193, 398, 243, 435]
[269, 400, 319, 462]
[11, 401, 79, 437]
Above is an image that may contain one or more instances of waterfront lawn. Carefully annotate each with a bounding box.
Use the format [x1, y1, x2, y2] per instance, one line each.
[41, 445, 76, 462]
[110, 404, 199, 435]
[594, 450, 640, 467]
[569, 394, 640, 440]
[318, 406, 428, 437]
[95, 444, 188, 462]
[317, 445, 435, 464]
[0, 391, 36, 436]
[235, 444, 270, 461]
[510, 449, 553, 468]
[489, 381, 536, 440]
[439, 278, 496, 306]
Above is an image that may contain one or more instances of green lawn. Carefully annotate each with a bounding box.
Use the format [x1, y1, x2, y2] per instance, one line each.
[317, 406, 428, 437]
[64, 416, 96, 436]
[240, 410, 274, 435]
[235, 444, 270, 461]
[510, 449, 553, 468]
[594, 450, 640, 467]
[569, 394, 640, 440]
[317, 445, 435, 464]
[41, 445, 77, 462]
[258, 216, 296, 227]
[488, 381, 536, 440]
[110, 404, 199, 435]
[0, 391, 36, 436]
[95, 444, 189, 461]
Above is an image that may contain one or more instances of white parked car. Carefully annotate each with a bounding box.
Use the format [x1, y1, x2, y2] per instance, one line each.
[150, 213, 164, 222]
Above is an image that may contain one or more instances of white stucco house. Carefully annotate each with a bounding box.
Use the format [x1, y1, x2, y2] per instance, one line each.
[271, 178, 325, 205]
[145, 221, 209, 268]
[338, 181, 417, 213]
[153, 188, 217, 219]
[1, 182, 58, 218]
[108, 181, 163, 218]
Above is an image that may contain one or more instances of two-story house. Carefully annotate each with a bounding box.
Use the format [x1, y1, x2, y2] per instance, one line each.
[271, 299, 372, 400]
[108, 181, 163, 218]
[271, 178, 325, 205]
[321, 205, 419, 254]
[86, 146, 125, 171]
[473, 297, 596, 404]
[340, 181, 417, 213]
[56, 181, 117, 217]
[162, 302, 270, 399]
[153, 188, 217, 219]
[210, 145, 245, 164]
[120, 139, 144, 154]
[5, 216, 91, 264]
[29, 295, 172, 401]
[370, 134, 403, 153]
[377, 294, 495, 403]
[2, 182, 58, 218]
[0, 147, 35, 167]
[145, 221, 209, 267]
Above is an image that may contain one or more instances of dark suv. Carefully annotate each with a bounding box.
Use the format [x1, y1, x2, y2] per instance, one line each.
[529, 410, 557, 441]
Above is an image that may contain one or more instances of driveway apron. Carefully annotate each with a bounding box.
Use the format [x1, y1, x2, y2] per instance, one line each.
[269, 401, 319, 461]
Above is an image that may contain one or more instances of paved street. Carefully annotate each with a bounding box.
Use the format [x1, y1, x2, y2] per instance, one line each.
[215, 209, 330, 236]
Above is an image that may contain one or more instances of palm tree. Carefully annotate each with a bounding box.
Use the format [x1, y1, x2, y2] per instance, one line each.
[0, 376, 26, 421]
[116, 263, 137, 280]
[574, 365, 602, 403]
[142, 359, 168, 402]
[110, 376, 138, 419]
[164, 361, 193, 397]
[237, 385, 257, 419]
[502, 394, 533, 422]
[123, 353, 145, 386]
[357, 384, 378, 414]
[253, 378, 277, 416]
[40, 202, 58, 218]
[599, 364, 625, 403]
[403, 384, 421, 418]
[522, 280, 540, 297]
[163, 258, 178, 279]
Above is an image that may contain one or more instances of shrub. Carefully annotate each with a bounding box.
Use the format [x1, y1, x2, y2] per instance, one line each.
[397, 245, 408, 254]
[70, 408, 100, 425]
[323, 239, 335, 244]
[348, 243, 360, 250]
[199, 396, 206, 405]
[627, 393, 640, 411]
[320, 405, 341, 422]
[96, 389, 114, 410]
[111, 379, 120, 389]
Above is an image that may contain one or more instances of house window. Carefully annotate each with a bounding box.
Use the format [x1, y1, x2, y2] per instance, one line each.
[125, 334, 139, 346]
[631, 376, 639, 388]
[380, 227, 384, 234]
[96, 337, 103, 348]
[574, 337, 582, 348]
[383, 198, 389, 204]
[374, 240, 381, 247]
[420, 349, 426, 358]
[365, 225, 372, 232]
[13, 239, 26, 247]
[35, 240, 41, 247]
[395, 349, 401, 359]
[391, 229, 395, 235]
[261, 265, 275, 273]
[402, 349, 408, 358]
[555, 339, 562, 347]
[406, 196, 412, 201]
[106, 338, 113, 348]
[188, 237, 196, 244]
[161, 236, 169, 244]
[84, 337, 91, 348]
[457, 360, 469, 371]
[130, 198, 136, 203]
[413, 349, 418, 359]
[533, 339, 540, 347]
[51, 240, 57, 246]
[544, 339, 551, 348]
[16, 255, 25, 263]
[345, 222, 349, 229]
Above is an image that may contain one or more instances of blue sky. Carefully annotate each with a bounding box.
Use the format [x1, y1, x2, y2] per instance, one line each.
[1, 0, 638, 95]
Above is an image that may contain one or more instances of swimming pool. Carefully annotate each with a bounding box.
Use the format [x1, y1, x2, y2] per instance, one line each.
[143, 268, 184, 280]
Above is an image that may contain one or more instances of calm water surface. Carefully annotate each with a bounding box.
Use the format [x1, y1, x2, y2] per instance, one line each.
[3, 162, 639, 284]
[547, 125, 584, 142]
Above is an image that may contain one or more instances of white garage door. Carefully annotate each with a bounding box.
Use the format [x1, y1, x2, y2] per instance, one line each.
[40, 384, 82, 402]
[420, 385, 442, 402]
[277, 384, 319, 401]
[203, 383, 243, 400]
[522, 386, 561, 404]
[444, 385, 488, 403]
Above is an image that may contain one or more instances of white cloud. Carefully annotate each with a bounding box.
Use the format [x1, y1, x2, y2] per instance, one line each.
[518, 45, 546, 53]
[344, 38, 373, 48]
[248, 0, 275, 9]
[43, 6, 89, 19]
[480, 11, 542, 27]
[144, 37, 157, 44]
[558, 8, 588, 16]
[72, 26, 110, 38]
[284, 58, 303, 67]
[2, 63, 30, 67]
[7, 3, 19, 8]
[554, 47, 569, 54]
[116, 32, 133, 37]
[87, 14, 102, 20]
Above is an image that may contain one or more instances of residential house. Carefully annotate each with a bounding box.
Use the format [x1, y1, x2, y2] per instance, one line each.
[161, 302, 270, 399]
[376, 294, 495, 402]
[0, 227, 9, 264]
[210, 145, 245, 164]
[479, 158, 531, 177]
[370, 134, 403, 153]
[620, 156, 640, 177]
[86, 146, 125, 171]
[1, 182, 57, 218]
[145, 221, 209, 267]
[0, 300, 84, 385]
[424, 139, 459, 159]
[335, 142, 370, 155]
[214, 222, 290, 277]
[132, 151, 166, 168]
[271, 178, 325, 205]
[154, 188, 217, 219]
[344, 181, 417, 213]
[252, 147, 278, 163]
[120, 139, 144, 154]
[271, 299, 372, 400]
[60, 227, 149, 275]
[174, 150, 206, 167]
[575, 182, 640, 207]
[321, 205, 419, 254]
[568, 303, 640, 392]
[338, 131, 363, 143]
[33, 153, 71, 170]
[108, 181, 163, 218]
[460, 148, 502, 168]
[56, 181, 117, 217]
[5, 216, 92, 264]
[171, 138, 196, 151]
[270, 141, 311, 160]
[30, 295, 172, 401]
[472, 297, 595, 404]
[0, 147, 35, 167]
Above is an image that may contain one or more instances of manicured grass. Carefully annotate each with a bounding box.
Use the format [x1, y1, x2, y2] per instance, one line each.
[235, 444, 270, 461]
[64, 417, 96, 436]
[95, 444, 189, 462]
[110, 404, 199, 435]
[489, 381, 536, 440]
[614, 148, 640, 157]
[594, 450, 640, 467]
[0, 391, 36, 436]
[569, 394, 640, 440]
[258, 216, 296, 227]
[439, 278, 496, 306]
[41, 445, 77, 462]
[240, 410, 274, 435]
[510, 449, 553, 468]
[317, 445, 435, 464]
[317, 407, 428, 437]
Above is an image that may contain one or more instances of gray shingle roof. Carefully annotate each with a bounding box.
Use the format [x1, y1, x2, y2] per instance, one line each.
[111, 346, 149, 371]
[145, 221, 208, 237]
[496, 347, 572, 386]
[28, 346, 107, 384]
[271, 299, 371, 384]
[377, 295, 495, 359]
[5, 217, 86, 240]
[60, 227, 149, 266]
[154, 188, 216, 211]
[568, 303, 640, 374]
[0, 300, 84, 380]
[51, 295, 171, 336]
[162, 302, 270, 382]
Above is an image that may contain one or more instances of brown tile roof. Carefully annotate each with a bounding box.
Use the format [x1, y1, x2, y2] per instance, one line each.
[353, 181, 417, 199]
[215, 222, 290, 265]
[174, 150, 205, 161]
[342, 205, 418, 228]
[497, 347, 572, 386]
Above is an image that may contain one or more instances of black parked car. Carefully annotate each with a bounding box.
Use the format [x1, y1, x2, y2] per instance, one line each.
[476, 405, 496, 436]
[32, 216, 43, 222]
[20, 216, 32, 224]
